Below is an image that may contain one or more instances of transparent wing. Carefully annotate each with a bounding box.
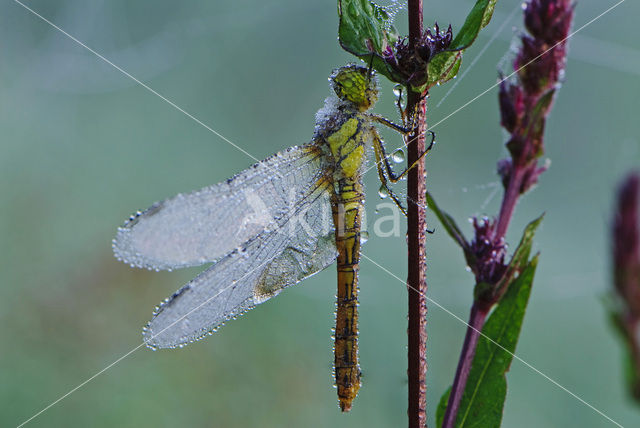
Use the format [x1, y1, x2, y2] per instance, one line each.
[113, 144, 326, 270]
[143, 184, 336, 349]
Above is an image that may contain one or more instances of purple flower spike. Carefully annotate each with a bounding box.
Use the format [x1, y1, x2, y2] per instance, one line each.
[524, 0, 575, 45]
[471, 0, 574, 292]
[613, 172, 640, 317]
[497, 0, 573, 203]
[611, 171, 640, 401]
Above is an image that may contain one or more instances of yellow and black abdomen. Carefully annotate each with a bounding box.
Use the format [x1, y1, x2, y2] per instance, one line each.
[332, 178, 364, 412]
[324, 115, 369, 411]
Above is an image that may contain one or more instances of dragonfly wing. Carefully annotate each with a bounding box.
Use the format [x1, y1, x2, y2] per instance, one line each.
[113, 145, 326, 270]
[143, 183, 336, 349]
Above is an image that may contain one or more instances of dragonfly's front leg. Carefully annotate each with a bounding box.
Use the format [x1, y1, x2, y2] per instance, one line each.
[370, 119, 436, 183]
[372, 128, 408, 216]
[369, 114, 412, 135]
[387, 131, 436, 183]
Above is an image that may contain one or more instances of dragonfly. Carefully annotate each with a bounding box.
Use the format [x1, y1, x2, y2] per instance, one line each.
[113, 64, 433, 412]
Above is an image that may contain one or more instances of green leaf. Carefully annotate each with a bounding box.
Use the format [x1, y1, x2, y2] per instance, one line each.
[437, 387, 452, 428]
[337, 0, 401, 81]
[426, 0, 498, 89]
[426, 192, 474, 264]
[508, 214, 543, 269]
[425, 51, 462, 91]
[450, 0, 498, 50]
[437, 54, 463, 86]
[448, 255, 539, 428]
[493, 214, 544, 300]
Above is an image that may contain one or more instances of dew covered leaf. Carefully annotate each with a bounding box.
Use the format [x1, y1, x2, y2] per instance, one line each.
[338, 0, 402, 82]
[425, 51, 462, 91]
[440, 256, 538, 427]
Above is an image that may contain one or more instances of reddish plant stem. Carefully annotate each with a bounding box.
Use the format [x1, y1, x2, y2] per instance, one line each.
[495, 168, 526, 240]
[441, 304, 489, 428]
[407, 92, 428, 428]
[406, 1, 428, 427]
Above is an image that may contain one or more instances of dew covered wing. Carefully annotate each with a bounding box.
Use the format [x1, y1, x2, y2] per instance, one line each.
[113, 145, 326, 271]
[143, 181, 337, 349]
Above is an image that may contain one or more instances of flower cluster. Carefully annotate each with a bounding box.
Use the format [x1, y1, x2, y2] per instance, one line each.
[497, 0, 574, 192]
[383, 23, 453, 87]
[469, 217, 507, 286]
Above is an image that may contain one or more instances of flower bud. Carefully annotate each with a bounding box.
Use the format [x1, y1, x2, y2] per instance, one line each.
[524, 0, 574, 44]
[498, 79, 524, 133]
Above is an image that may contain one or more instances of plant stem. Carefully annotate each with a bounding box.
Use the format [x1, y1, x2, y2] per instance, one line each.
[406, 1, 428, 427]
[441, 303, 489, 428]
[495, 168, 525, 240]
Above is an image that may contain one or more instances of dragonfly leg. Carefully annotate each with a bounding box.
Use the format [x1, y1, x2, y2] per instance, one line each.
[372, 129, 408, 216]
[394, 85, 407, 125]
[382, 130, 435, 183]
[369, 114, 412, 135]
[373, 119, 436, 183]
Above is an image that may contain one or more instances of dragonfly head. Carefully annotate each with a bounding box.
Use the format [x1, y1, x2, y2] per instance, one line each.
[330, 64, 378, 112]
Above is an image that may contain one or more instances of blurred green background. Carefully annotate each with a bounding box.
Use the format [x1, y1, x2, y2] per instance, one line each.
[1, 0, 639, 426]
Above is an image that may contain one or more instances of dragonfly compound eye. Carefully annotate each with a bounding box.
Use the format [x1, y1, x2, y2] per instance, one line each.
[330, 65, 378, 111]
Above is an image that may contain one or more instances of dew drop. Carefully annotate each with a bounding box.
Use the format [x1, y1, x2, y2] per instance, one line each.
[392, 149, 405, 163]
[378, 184, 389, 199]
[393, 84, 403, 98]
[360, 231, 369, 244]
